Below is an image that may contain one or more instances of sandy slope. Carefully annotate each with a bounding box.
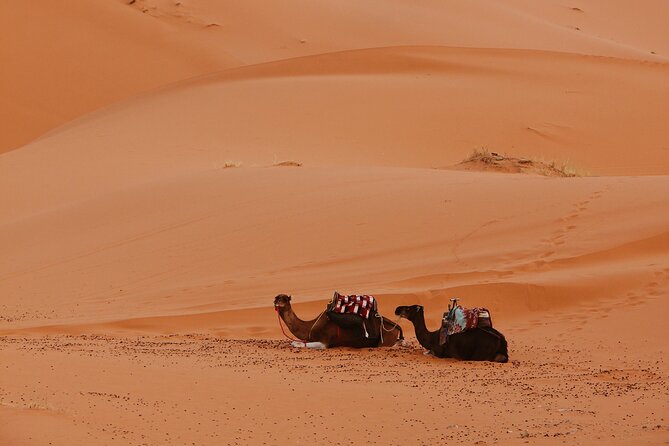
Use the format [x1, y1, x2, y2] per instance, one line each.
[2, 1, 669, 445]
[2, 0, 667, 153]
[2, 46, 668, 223]
[0, 0, 241, 154]
[2, 167, 669, 333]
[1, 289, 668, 445]
[1, 165, 668, 445]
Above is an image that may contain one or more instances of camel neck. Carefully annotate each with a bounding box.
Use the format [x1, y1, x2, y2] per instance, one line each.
[412, 314, 437, 351]
[279, 305, 314, 341]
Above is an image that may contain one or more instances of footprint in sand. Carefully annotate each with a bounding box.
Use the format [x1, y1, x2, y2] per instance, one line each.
[642, 268, 669, 297]
[544, 188, 607, 250]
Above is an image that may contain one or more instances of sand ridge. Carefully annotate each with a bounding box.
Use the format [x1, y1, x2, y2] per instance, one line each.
[2, 0, 668, 154]
[2, 168, 668, 331]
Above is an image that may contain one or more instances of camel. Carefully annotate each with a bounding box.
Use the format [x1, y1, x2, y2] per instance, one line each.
[274, 294, 403, 348]
[395, 305, 508, 362]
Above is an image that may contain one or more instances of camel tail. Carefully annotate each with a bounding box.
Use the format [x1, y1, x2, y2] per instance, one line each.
[495, 332, 509, 363]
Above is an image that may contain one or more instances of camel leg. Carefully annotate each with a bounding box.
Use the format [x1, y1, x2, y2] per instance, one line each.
[291, 341, 327, 349]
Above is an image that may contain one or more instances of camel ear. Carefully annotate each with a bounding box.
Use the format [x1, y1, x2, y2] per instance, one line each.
[288, 295, 292, 301]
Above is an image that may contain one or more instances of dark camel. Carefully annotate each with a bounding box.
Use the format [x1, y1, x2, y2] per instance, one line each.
[395, 305, 508, 362]
[274, 294, 403, 348]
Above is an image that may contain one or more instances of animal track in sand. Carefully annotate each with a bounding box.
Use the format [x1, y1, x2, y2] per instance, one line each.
[508, 189, 611, 273]
[644, 268, 669, 297]
[543, 188, 607, 251]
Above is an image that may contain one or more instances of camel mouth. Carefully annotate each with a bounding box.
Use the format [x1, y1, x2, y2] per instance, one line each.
[273, 294, 291, 308]
[394, 306, 409, 318]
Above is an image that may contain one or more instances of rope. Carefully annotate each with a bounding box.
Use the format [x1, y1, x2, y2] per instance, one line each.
[308, 311, 326, 342]
[374, 313, 384, 345]
[275, 307, 305, 345]
[379, 313, 403, 332]
[379, 313, 406, 346]
[275, 307, 325, 347]
[376, 313, 403, 344]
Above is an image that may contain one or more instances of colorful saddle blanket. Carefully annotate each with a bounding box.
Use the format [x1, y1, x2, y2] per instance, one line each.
[440, 305, 492, 344]
[329, 292, 377, 319]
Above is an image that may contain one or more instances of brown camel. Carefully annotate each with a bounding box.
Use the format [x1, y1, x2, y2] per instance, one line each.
[395, 305, 508, 362]
[274, 294, 403, 348]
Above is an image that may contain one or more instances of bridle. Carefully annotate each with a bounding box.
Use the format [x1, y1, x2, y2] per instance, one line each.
[274, 303, 305, 345]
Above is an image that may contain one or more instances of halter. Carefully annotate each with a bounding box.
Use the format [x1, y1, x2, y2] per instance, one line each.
[275, 305, 306, 345]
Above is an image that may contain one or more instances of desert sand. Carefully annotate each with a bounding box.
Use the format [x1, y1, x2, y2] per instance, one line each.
[1, 1, 668, 445]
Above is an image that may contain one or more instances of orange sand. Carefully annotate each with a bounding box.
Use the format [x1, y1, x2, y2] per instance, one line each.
[1, 1, 668, 445]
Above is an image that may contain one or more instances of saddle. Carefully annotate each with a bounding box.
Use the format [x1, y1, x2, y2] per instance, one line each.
[439, 301, 493, 345]
[326, 291, 381, 339]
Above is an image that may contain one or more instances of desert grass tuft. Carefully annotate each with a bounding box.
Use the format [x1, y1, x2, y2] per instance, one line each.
[462, 148, 586, 177]
[222, 161, 242, 169]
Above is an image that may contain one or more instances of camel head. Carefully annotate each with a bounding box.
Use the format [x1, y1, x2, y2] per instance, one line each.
[394, 305, 424, 321]
[273, 294, 292, 310]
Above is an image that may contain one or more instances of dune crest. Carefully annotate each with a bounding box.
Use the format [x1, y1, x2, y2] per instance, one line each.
[3, 0, 667, 153]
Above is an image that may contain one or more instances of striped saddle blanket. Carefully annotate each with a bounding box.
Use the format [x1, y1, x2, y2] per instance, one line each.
[329, 292, 377, 319]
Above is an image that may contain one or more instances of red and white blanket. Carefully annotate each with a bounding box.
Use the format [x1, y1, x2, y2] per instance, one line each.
[331, 293, 377, 319]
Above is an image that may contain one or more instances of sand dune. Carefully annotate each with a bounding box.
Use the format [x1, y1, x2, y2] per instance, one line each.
[3, 0, 667, 153]
[2, 167, 668, 334]
[0, 0, 241, 154]
[3, 46, 668, 224]
[2, 1, 669, 445]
